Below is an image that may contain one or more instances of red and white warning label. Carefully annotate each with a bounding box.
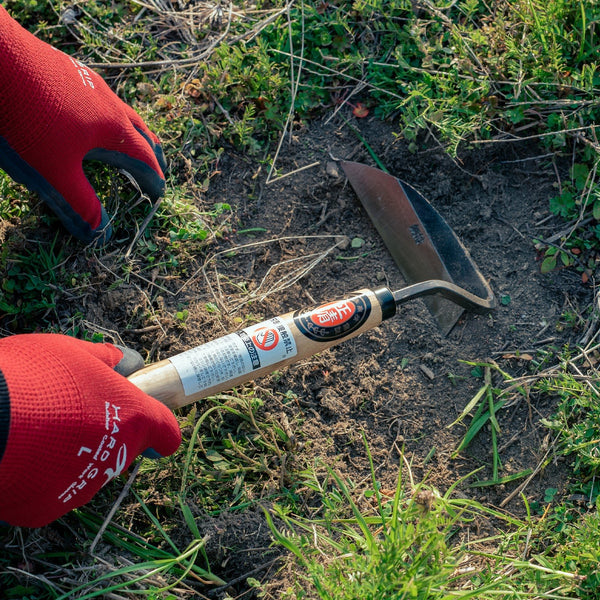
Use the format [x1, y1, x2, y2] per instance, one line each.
[169, 316, 297, 397]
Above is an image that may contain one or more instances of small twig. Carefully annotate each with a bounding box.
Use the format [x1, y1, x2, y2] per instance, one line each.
[499, 434, 559, 508]
[124, 194, 163, 259]
[266, 160, 320, 184]
[79, 320, 126, 346]
[500, 152, 557, 164]
[266, 2, 304, 184]
[89, 461, 142, 555]
[211, 94, 236, 126]
[125, 324, 163, 334]
[207, 557, 281, 597]
[472, 124, 595, 144]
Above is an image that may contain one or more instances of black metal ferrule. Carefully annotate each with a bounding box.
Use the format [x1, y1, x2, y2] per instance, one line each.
[374, 287, 397, 321]
[0, 369, 9, 464]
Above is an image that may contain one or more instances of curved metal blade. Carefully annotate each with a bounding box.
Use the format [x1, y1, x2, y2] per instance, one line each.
[340, 160, 495, 334]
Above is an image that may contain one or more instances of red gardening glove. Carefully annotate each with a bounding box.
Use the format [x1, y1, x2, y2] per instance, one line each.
[0, 6, 167, 243]
[0, 334, 181, 528]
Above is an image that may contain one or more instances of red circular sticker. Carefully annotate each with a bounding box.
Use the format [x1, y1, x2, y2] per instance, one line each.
[309, 300, 356, 327]
[252, 326, 280, 351]
[294, 294, 371, 342]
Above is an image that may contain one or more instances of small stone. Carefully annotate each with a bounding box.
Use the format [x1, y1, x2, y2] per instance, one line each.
[335, 236, 350, 250]
[326, 161, 340, 178]
[420, 364, 435, 380]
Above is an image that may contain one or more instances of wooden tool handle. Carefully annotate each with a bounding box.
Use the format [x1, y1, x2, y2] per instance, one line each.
[128, 288, 396, 410]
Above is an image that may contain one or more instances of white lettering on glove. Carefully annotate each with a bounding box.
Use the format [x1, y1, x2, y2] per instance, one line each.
[58, 402, 129, 505]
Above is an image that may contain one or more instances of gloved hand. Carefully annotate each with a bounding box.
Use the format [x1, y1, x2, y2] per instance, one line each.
[0, 6, 167, 243]
[0, 334, 181, 528]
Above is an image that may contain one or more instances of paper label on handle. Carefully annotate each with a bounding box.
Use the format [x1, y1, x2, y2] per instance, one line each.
[169, 317, 297, 397]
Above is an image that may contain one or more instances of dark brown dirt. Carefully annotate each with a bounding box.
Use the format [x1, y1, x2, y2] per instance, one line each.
[199, 115, 583, 498]
[2, 116, 590, 598]
[181, 117, 586, 597]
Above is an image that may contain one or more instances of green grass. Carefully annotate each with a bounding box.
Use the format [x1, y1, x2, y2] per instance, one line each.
[265, 439, 583, 599]
[540, 367, 600, 474]
[4, 0, 600, 598]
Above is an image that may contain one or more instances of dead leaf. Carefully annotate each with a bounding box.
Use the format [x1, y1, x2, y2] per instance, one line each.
[501, 353, 533, 361]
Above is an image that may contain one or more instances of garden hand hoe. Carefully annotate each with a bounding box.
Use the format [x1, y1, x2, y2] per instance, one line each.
[128, 161, 496, 410]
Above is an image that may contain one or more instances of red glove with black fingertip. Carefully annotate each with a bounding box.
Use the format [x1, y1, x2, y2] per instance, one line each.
[0, 5, 167, 243]
[0, 334, 181, 528]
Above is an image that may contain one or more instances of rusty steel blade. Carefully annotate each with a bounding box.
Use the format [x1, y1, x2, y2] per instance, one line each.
[340, 160, 495, 335]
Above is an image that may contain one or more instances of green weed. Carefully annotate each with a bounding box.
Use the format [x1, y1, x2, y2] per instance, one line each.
[0, 234, 66, 330]
[540, 370, 600, 473]
[265, 439, 578, 599]
[61, 509, 226, 598]
[173, 392, 295, 515]
[524, 497, 600, 600]
[447, 361, 533, 487]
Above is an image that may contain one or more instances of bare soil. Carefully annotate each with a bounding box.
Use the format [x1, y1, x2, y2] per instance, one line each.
[185, 117, 586, 597]
[3, 117, 590, 598]
[200, 116, 583, 498]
